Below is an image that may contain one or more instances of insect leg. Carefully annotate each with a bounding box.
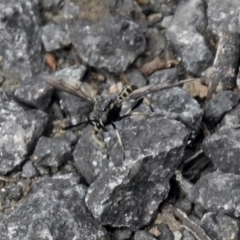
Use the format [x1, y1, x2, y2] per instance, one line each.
[111, 122, 125, 157]
[92, 128, 107, 149]
[143, 97, 154, 112]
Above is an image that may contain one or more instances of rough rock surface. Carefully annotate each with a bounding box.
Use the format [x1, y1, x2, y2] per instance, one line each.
[70, 16, 146, 73]
[0, 91, 49, 174]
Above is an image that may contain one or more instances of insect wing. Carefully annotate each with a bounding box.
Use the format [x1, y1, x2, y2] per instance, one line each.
[43, 75, 95, 103]
[127, 78, 199, 100]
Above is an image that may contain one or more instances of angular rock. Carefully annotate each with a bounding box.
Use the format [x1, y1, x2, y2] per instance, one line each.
[0, 91, 49, 175]
[134, 230, 156, 240]
[202, 127, 240, 174]
[85, 117, 189, 228]
[112, 228, 133, 240]
[0, 174, 109, 240]
[207, 0, 240, 37]
[203, 91, 239, 124]
[32, 136, 72, 174]
[145, 28, 166, 58]
[201, 212, 240, 240]
[205, 32, 240, 95]
[14, 76, 54, 110]
[219, 104, 240, 129]
[166, 0, 213, 75]
[52, 66, 93, 125]
[125, 68, 147, 87]
[41, 23, 71, 51]
[70, 16, 146, 73]
[157, 224, 174, 240]
[189, 171, 240, 218]
[0, 0, 43, 82]
[148, 68, 178, 85]
[151, 87, 203, 136]
[21, 161, 38, 178]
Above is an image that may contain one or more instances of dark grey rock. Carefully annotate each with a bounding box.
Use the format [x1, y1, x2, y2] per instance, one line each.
[203, 91, 239, 124]
[189, 171, 240, 218]
[0, 174, 109, 240]
[181, 229, 195, 240]
[85, 117, 189, 228]
[134, 230, 156, 240]
[125, 68, 147, 87]
[0, 0, 43, 82]
[174, 199, 192, 215]
[70, 16, 146, 73]
[73, 124, 108, 185]
[205, 32, 240, 93]
[52, 66, 93, 125]
[157, 224, 174, 240]
[148, 68, 178, 85]
[145, 28, 166, 58]
[201, 212, 240, 240]
[207, 0, 240, 37]
[41, 23, 71, 51]
[166, 0, 213, 76]
[151, 87, 203, 136]
[21, 161, 38, 178]
[14, 76, 54, 110]
[41, 0, 64, 11]
[32, 137, 72, 173]
[202, 127, 240, 174]
[219, 104, 240, 129]
[112, 228, 132, 240]
[0, 91, 49, 175]
[7, 184, 23, 202]
[216, 32, 240, 90]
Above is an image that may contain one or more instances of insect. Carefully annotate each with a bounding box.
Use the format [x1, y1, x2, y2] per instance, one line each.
[43, 75, 198, 155]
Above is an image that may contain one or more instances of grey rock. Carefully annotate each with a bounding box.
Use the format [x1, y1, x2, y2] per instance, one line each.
[166, 0, 213, 75]
[202, 127, 240, 174]
[134, 230, 156, 240]
[70, 16, 146, 73]
[148, 68, 178, 85]
[189, 171, 240, 218]
[7, 184, 23, 202]
[14, 76, 54, 110]
[62, 0, 80, 20]
[41, 0, 64, 11]
[0, 174, 109, 240]
[112, 228, 132, 240]
[125, 68, 147, 87]
[157, 224, 174, 240]
[21, 161, 38, 178]
[174, 199, 192, 215]
[0, 91, 49, 175]
[219, 104, 240, 129]
[203, 91, 239, 124]
[160, 15, 173, 29]
[181, 229, 195, 240]
[215, 32, 240, 91]
[41, 23, 71, 51]
[0, 0, 43, 82]
[145, 28, 166, 58]
[201, 212, 240, 240]
[207, 0, 240, 37]
[85, 117, 189, 228]
[53, 66, 93, 125]
[32, 137, 72, 174]
[151, 87, 203, 136]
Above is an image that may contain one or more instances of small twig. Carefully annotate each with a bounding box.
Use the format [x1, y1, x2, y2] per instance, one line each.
[0, 176, 15, 182]
[171, 206, 211, 240]
[184, 149, 203, 165]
